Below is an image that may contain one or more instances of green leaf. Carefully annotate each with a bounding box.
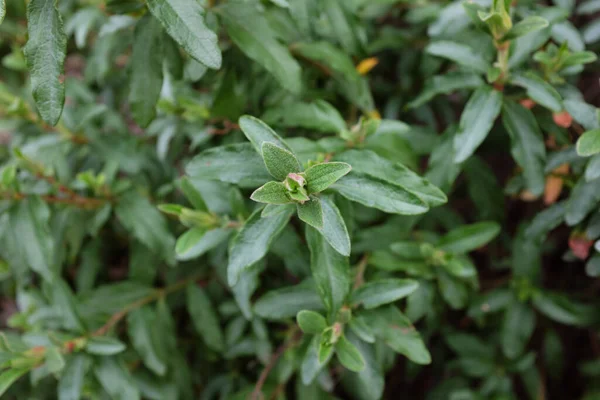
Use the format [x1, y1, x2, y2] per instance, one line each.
[305, 162, 352, 194]
[502, 16, 549, 41]
[296, 310, 327, 334]
[437, 222, 501, 254]
[564, 98, 600, 131]
[292, 41, 374, 112]
[24, 0, 67, 126]
[406, 72, 484, 109]
[227, 206, 293, 285]
[565, 177, 600, 225]
[364, 306, 431, 364]
[348, 315, 376, 343]
[186, 143, 272, 188]
[52, 279, 85, 332]
[532, 292, 598, 326]
[453, 86, 503, 163]
[178, 177, 208, 211]
[336, 149, 447, 207]
[254, 280, 325, 320]
[46, 346, 66, 373]
[351, 279, 419, 309]
[301, 335, 330, 385]
[176, 227, 230, 261]
[218, 3, 301, 93]
[0, 0, 5, 25]
[511, 72, 563, 113]
[425, 41, 490, 74]
[261, 142, 302, 180]
[297, 197, 324, 229]
[306, 226, 351, 317]
[332, 173, 429, 215]
[128, 307, 167, 375]
[187, 284, 225, 352]
[438, 270, 469, 309]
[502, 300, 535, 359]
[146, 0, 221, 69]
[8, 197, 54, 282]
[316, 195, 351, 257]
[261, 100, 346, 133]
[339, 333, 384, 400]
[239, 115, 295, 154]
[129, 15, 164, 128]
[58, 355, 87, 400]
[501, 100, 547, 196]
[85, 337, 126, 355]
[576, 129, 600, 157]
[0, 367, 30, 397]
[335, 335, 365, 372]
[324, 0, 359, 54]
[586, 253, 600, 277]
[251, 182, 292, 205]
[115, 191, 175, 264]
[94, 357, 140, 400]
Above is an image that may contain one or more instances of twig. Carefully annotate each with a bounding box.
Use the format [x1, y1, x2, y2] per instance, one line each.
[353, 254, 370, 290]
[250, 328, 302, 400]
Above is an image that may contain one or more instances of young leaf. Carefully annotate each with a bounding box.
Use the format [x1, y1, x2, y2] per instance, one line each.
[576, 129, 600, 157]
[228, 206, 293, 285]
[511, 72, 563, 113]
[85, 337, 126, 355]
[186, 143, 272, 188]
[251, 182, 292, 205]
[453, 86, 503, 163]
[24, 0, 67, 126]
[261, 142, 302, 180]
[351, 279, 419, 309]
[296, 310, 328, 334]
[502, 101, 547, 196]
[261, 100, 346, 133]
[306, 226, 351, 317]
[406, 72, 484, 109]
[425, 41, 490, 74]
[297, 197, 324, 229]
[187, 284, 225, 352]
[335, 335, 365, 372]
[146, 0, 221, 69]
[239, 115, 295, 154]
[316, 195, 351, 256]
[437, 222, 501, 254]
[254, 280, 325, 320]
[332, 173, 429, 215]
[176, 227, 230, 261]
[305, 162, 352, 194]
[502, 16, 549, 40]
[218, 3, 301, 93]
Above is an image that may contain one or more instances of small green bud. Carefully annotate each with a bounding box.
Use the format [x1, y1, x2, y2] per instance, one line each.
[337, 306, 352, 324]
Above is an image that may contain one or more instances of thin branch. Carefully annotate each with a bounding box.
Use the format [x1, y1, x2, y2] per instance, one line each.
[250, 328, 302, 400]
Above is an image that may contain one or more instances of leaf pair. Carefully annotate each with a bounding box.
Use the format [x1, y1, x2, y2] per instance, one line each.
[243, 116, 351, 232]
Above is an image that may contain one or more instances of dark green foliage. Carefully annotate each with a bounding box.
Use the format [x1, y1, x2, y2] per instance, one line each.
[0, 0, 599, 399]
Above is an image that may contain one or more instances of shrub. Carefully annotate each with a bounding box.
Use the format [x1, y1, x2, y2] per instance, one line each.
[0, 0, 599, 399]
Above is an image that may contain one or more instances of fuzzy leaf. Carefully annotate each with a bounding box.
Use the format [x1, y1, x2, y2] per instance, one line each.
[251, 181, 292, 205]
[297, 310, 328, 334]
[297, 197, 324, 229]
[576, 129, 600, 157]
[305, 162, 352, 194]
[261, 142, 302, 180]
[24, 0, 67, 125]
[336, 335, 365, 372]
[146, 0, 221, 69]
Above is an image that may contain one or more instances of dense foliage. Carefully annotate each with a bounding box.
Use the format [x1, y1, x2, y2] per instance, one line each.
[1, 0, 600, 398]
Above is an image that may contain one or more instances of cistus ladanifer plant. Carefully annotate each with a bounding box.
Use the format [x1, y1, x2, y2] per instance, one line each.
[0, 0, 599, 399]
